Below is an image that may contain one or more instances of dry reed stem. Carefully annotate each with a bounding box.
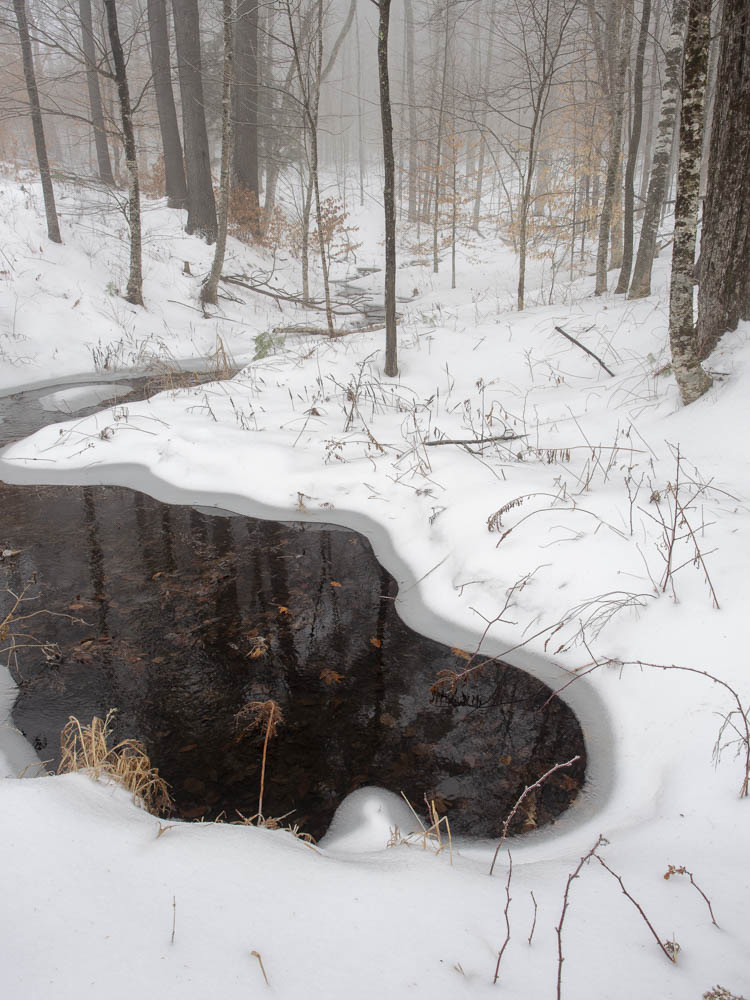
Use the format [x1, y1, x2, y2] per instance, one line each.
[251, 950, 270, 986]
[234, 700, 284, 823]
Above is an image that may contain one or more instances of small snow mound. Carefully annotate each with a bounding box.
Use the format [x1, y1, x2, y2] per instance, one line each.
[319, 787, 420, 853]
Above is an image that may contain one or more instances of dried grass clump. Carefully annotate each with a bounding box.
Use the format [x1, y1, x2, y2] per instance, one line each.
[58, 710, 172, 815]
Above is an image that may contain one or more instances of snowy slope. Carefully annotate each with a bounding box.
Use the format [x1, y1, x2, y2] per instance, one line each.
[1, 172, 748, 999]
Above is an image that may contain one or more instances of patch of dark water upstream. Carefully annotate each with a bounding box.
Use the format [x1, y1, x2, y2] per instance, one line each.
[2, 480, 586, 840]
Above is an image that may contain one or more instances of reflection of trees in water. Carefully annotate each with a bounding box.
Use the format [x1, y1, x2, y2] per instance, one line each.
[7, 482, 586, 838]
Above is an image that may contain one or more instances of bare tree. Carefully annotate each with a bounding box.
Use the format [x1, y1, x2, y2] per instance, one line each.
[173, 0, 217, 242]
[372, 0, 397, 376]
[232, 0, 259, 213]
[147, 0, 188, 208]
[202, 0, 233, 306]
[590, 0, 633, 296]
[79, 0, 115, 185]
[629, 0, 686, 298]
[615, 0, 651, 293]
[104, 0, 143, 305]
[12, 0, 62, 243]
[286, 0, 334, 335]
[668, 0, 712, 403]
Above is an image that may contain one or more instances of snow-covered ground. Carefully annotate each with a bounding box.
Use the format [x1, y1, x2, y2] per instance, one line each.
[1, 171, 748, 999]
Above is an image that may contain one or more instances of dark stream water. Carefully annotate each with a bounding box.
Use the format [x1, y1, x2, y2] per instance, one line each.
[1, 380, 585, 840]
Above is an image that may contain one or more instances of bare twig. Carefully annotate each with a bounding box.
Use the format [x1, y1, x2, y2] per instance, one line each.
[425, 433, 526, 447]
[664, 864, 719, 927]
[493, 851, 513, 984]
[557, 835, 608, 1000]
[594, 854, 676, 963]
[541, 658, 750, 798]
[489, 756, 581, 876]
[528, 891, 538, 946]
[554, 325, 615, 377]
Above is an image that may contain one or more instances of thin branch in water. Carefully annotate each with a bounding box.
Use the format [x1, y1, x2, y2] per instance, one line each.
[489, 756, 581, 876]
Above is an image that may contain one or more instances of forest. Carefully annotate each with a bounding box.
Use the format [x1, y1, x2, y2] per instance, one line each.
[1, 3, 750, 999]
[2, 0, 748, 397]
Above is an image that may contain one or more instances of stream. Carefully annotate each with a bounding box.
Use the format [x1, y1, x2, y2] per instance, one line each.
[1, 373, 586, 841]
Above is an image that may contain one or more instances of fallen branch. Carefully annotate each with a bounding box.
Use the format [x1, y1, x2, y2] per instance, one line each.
[425, 433, 526, 447]
[554, 326, 615, 377]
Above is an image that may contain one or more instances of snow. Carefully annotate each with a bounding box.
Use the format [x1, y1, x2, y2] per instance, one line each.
[1, 171, 749, 998]
[38, 383, 134, 413]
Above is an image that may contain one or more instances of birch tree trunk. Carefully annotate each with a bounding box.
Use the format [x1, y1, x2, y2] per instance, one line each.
[696, 0, 750, 358]
[80, 0, 115, 185]
[616, 0, 651, 292]
[629, 0, 686, 298]
[668, 0, 712, 403]
[13, 0, 62, 243]
[201, 0, 233, 307]
[104, 0, 143, 305]
[147, 0, 187, 208]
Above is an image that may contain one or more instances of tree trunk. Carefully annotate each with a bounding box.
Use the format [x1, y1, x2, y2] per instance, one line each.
[12, 0, 62, 243]
[668, 0, 712, 403]
[377, 0, 397, 377]
[638, 0, 661, 208]
[172, 0, 217, 242]
[201, 0, 232, 307]
[629, 0, 687, 298]
[696, 0, 750, 358]
[147, 0, 187, 208]
[104, 0, 143, 306]
[594, 0, 632, 295]
[232, 0, 259, 212]
[472, 1, 497, 234]
[616, 0, 651, 292]
[300, 172, 313, 303]
[432, 2, 451, 274]
[79, 0, 115, 185]
[404, 0, 417, 222]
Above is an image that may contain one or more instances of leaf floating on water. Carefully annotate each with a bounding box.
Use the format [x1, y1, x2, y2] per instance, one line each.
[178, 744, 197, 754]
[68, 603, 85, 611]
[369, 637, 381, 648]
[330, 580, 341, 588]
[319, 668, 344, 686]
[276, 605, 291, 615]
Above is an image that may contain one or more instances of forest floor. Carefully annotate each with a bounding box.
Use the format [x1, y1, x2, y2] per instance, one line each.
[1, 170, 749, 999]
